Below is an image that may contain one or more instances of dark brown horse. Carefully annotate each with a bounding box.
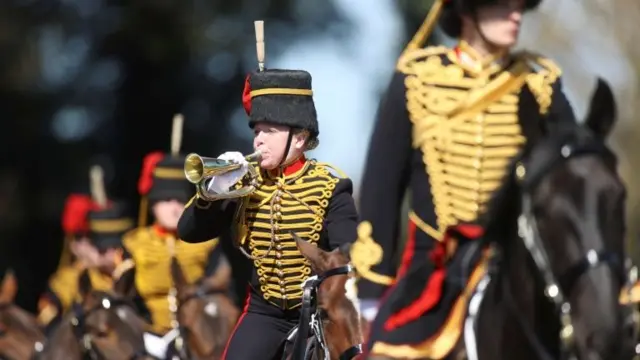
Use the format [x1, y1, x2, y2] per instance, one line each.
[37, 269, 152, 360]
[367, 79, 635, 360]
[166, 256, 240, 359]
[286, 233, 364, 360]
[0, 270, 46, 360]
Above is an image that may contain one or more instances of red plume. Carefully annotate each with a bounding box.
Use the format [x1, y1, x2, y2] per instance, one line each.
[61, 194, 95, 235]
[138, 152, 165, 195]
[242, 73, 252, 115]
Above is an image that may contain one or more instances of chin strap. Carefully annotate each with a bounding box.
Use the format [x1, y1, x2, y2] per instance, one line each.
[277, 129, 295, 169]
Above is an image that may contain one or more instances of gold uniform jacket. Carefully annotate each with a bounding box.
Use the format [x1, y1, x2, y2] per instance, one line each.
[122, 226, 220, 334]
[351, 43, 577, 299]
[177, 159, 359, 310]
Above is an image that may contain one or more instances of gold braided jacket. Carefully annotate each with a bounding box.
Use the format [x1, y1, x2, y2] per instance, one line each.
[122, 226, 218, 334]
[350, 43, 562, 289]
[236, 159, 347, 309]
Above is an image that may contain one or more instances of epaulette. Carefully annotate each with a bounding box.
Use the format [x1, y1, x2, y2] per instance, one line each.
[313, 161, 348, 179]
[517, 51, 562, 115]
[518, 51, 562, 77]
[122, 227, 146, 250]
[396, 45, 449, 73]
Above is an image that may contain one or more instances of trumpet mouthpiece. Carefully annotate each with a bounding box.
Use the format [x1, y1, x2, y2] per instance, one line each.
[246, 150, 262, 162]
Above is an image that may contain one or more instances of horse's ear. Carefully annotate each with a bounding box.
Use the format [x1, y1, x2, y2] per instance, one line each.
[78, 269, 92, 299]
[584, 77, 617, 139]
[170, 257, 189, 294]
[292, 232, 323, 269]
[0, 269, 18, 303]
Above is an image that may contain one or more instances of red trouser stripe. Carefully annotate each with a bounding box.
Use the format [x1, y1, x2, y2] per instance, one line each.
[221, 288, 252, 360]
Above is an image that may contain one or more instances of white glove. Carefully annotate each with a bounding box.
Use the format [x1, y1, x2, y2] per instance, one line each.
[207, 151, 250, 194]
[359, 299, 379, 322]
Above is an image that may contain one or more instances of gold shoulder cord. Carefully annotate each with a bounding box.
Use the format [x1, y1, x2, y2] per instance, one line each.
[521, 52, 561, 115]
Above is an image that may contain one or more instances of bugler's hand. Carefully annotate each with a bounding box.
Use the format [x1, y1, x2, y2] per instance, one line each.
[207, 151, 250, 194]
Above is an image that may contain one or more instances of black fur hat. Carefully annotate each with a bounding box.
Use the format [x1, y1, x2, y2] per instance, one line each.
[242, 69, 319, 138]
[439, 0, 541, 38]
[138, 152, 194, 205]
[88, 201, 134, 251]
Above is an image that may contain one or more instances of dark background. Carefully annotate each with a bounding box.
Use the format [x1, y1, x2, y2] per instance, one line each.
[0, 0, 435, 312]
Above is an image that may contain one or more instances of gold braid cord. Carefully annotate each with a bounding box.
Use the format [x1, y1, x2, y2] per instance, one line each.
[237, 160, 343, 308]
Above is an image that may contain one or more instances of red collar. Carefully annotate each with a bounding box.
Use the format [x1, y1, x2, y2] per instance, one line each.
[268, 156, 307, 178]
[153, 224, 177, 237]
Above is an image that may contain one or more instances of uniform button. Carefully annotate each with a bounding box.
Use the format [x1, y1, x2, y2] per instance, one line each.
[279, 280, 285, 285]
[278, 270, 284, 277]
[276, 252, 282, 259]
[277, 182, 284, 189]
[275, 212, 282, 220]
[276, 261, 282, 267]
[280, 288, 286, 294]
[273, 224, 279, 231]
[274, 204, 281, 211]
[282, 295, 287, 300]
[276, 244, 282, 250]
[274, 235, 280, 242]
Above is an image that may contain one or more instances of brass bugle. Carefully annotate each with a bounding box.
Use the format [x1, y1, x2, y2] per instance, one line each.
[184, 151, 260, 201]
[184, 150, 261, 184]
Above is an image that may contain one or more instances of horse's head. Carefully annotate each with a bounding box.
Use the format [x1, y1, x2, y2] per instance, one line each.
[41, 269, 149, 359]
[294, 234, 363, 359]
[0, 270, 46, 360]
[487, 78, 631, 359]
[169, 255, 239, 359]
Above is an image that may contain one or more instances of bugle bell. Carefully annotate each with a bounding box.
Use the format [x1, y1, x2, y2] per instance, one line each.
[184, 151, 261, 201]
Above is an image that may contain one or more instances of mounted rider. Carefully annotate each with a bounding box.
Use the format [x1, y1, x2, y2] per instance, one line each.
[177, 21, 359, 360]
[118, 115, 228, 339]
[350, 0, 578, 357]
[37, 193, 98, 328]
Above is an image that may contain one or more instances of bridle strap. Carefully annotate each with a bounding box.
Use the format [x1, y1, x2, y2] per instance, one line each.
[339, 344, 362, 360]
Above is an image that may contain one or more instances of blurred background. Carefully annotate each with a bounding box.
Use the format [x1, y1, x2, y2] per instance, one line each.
[0, 0, 638, 312]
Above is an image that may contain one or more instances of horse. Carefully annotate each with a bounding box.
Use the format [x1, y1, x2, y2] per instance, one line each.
[367, 78, 636, 360]
[37, 269, 153, 359]
[165, 256, 240, 359]
[0, 270, 46, 360]
[284, 233, 364, 360]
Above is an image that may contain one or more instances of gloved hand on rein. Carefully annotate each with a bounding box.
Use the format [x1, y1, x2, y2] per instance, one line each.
[207, 151, 250, 194]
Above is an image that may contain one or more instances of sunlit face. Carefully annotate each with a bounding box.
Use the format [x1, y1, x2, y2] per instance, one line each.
[252, 122, 307, 170]
[152, 199, 185, 230]
[466, 0, 525, 48]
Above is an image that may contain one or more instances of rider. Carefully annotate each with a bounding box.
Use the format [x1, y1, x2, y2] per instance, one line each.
[177, 66, 359, 359]
[87, 200, 136, 292]
[38, 193, 100, 328]
[121, 149, 227, 336]
[350, 0, 577, 357]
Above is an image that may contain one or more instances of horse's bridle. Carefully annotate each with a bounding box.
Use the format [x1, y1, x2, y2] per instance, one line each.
[291, 265, 363, 360]
[504, 134, 637, 360]
[35, 295, 149, 360]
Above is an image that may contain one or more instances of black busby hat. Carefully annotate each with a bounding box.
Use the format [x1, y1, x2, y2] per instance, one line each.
[137, 114, 194, 226]
[138, 152, 194, 205]
[88, 201, 134, 251]
[242, 69, 319, 138]
[439, 0, 541, 38]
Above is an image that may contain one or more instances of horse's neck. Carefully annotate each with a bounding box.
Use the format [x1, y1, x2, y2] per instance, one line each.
[478, 234, 560, 359]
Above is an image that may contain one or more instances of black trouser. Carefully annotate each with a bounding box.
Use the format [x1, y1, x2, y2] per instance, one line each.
[222, 287, 300, 360]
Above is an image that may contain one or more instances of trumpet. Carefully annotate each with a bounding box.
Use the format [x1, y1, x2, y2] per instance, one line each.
[184, 151, 262, 201]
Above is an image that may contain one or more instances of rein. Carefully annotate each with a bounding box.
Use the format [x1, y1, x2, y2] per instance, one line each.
[497, 134, 636, 360]
[291, 265, 362, 360]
